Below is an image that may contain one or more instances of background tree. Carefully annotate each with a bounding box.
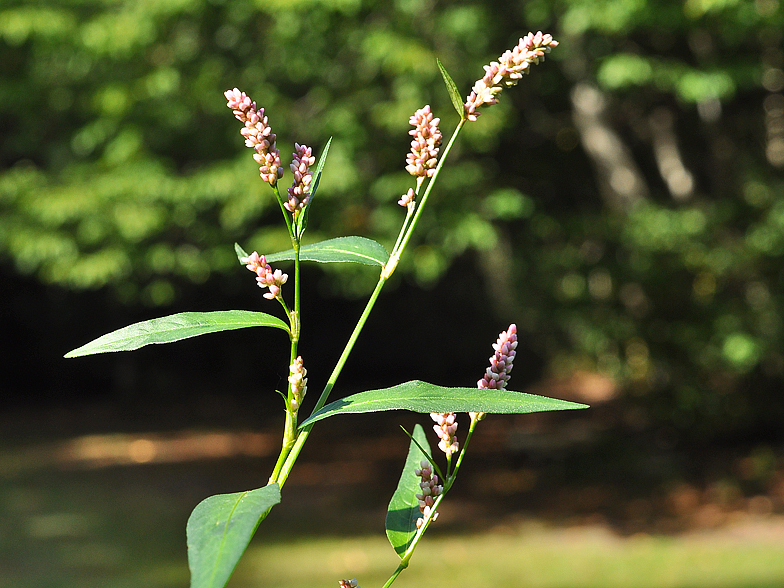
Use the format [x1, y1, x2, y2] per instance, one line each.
[1, 0, 783, 448]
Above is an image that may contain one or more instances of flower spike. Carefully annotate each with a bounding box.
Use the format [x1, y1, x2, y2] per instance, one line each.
[288, 356, 308, 412]
[430, 412, 459, 457]
[472, 324, 518, 422]
[241, 251, 288, 301]
[464, 32, 558, 122]
[286, 143, 316, 217]
[406, 105, 442, 188]
[224, 88, 284, 185]
[414, 460, 443, 528]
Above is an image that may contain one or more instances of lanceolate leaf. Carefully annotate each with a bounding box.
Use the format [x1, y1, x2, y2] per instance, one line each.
[64, 310, 290, 357]
[265, 236, 389, 266]
[386, 424, 432, 557]
[437, 58, 465, 120]
[187, 484, 281, 588]
[300, 380, 588, 427]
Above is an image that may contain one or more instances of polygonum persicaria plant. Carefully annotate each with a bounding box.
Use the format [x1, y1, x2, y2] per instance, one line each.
[65, 32, 585, 588]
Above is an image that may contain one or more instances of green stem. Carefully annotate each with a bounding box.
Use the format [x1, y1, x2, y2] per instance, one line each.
[445, 417, 477, 491]
[390, 204, 415, 257]
[383, 419, 480, 587]
[381, 563, 407, 588]
[390, 119, 465, 261]
[269, 237, 301, 484]
[274, 275, 388, 488]
[271, 118, 468, 490]
[272, 182, 295, 239]
[399, 491, 446, 563]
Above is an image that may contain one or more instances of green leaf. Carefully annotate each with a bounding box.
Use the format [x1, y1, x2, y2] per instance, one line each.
[386, 424, 431, 558]
[296, 136, 332, 240]
[235, 243, 250, 264]
[437, 58, 465, 120]
[187, 484, 281, 588]
[265, 236, 389, 266]
[64, 310, 290, 357]
[300, 380, 588, 427]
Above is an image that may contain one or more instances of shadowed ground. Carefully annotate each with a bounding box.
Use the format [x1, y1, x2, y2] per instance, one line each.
[2, 398, 782, 588]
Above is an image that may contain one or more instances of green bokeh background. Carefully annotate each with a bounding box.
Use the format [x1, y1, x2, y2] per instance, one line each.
[3, 0, 784, 439]
[2, 0, 784, 585]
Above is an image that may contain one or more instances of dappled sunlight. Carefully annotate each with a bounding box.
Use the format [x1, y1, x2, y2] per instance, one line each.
[0, 430, 276, 476]
[58, 430, 275, 467]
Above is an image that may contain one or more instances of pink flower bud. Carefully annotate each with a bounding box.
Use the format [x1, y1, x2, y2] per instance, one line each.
[398, 188, 416, 208]
[430, 412, 459, 457]
[288, 356, 308, 411]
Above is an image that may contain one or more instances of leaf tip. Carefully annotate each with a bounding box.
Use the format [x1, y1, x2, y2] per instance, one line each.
[235, 243, 250, 264]
[436, 57, 465, 119]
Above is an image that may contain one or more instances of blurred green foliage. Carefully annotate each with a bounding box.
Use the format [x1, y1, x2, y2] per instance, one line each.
[2, 0, 784, 439]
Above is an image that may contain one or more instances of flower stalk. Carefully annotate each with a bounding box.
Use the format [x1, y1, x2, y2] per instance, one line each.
[222, 33, 557, 586]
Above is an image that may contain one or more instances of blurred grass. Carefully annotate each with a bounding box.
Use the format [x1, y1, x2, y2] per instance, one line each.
[235, 523, 784, 588]
[2, 437, 784, 588]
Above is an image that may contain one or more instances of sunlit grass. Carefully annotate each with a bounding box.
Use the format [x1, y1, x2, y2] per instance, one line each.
[232, 522, 784, 588]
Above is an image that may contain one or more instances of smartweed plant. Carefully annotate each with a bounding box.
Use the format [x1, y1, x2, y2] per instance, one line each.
[66, 32, 587, 588]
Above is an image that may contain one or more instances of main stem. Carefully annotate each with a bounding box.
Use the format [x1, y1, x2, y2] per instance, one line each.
[271, 118, 466, 490]
[269, 223, 302, 484]
[273, 274, 387, 487]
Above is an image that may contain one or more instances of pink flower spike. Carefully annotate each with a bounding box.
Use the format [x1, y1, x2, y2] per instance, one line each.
[472, 324, 518, 423]
[241, 250, 288, 301]
[463, 33, 558, 121]
[286, 143, 316, 217]
[224, 88, 283, 185]
[431, 412, 459, 457]
[406, 105, 442, 188]
[414, 459, 443, 528]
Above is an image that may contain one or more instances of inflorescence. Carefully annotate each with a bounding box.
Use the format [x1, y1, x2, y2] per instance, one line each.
[286, 143, 316, 216]
[241, 251, 288, 301]
[288, 355, 308, 412]
[406, 105, 443, 189]
[464, 32, 558, 122]
[430, 412, 459, 457]
[471, 323, 518, 422]
[224, 88, 283, 185]
[414, 460, 443, 528]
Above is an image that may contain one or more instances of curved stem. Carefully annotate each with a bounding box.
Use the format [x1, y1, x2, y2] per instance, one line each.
[381, 563, 407, 588]
[445, 417, 477, 491]
[272, 182, 295, 239]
